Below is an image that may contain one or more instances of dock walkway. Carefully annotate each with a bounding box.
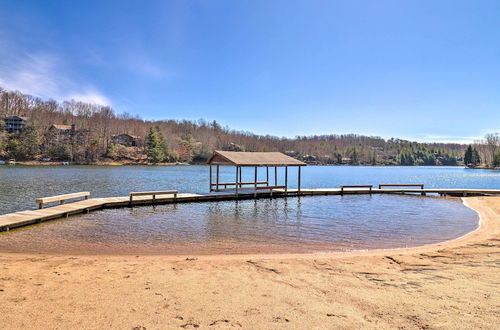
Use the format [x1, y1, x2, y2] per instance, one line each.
[1, 187, 500, 232]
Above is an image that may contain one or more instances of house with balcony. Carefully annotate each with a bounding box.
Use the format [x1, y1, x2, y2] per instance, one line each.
[3, 116, 28, 133]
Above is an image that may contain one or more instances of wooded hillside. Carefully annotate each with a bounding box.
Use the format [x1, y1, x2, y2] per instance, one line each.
[0, 87, 469, 165]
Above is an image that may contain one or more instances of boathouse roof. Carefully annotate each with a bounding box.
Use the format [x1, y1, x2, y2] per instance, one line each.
[207, 150, 306, 167]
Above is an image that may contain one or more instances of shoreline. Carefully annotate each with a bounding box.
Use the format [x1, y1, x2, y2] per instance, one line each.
[0, 196, 498, 329]
[1, 161, 485, 167]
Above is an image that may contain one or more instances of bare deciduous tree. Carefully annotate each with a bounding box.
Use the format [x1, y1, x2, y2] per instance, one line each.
[484, 133, 500, 165]
[0, 87, 466, 165]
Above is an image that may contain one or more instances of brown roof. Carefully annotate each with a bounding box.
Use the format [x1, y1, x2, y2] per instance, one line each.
[5, 116, 28, 121]
[51, 124, 72, 130]
[207, 151, 306, 166]
[112, 134, 140, 139]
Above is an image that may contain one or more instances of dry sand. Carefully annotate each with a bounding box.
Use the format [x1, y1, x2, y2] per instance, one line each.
[0, 196, 498, 329]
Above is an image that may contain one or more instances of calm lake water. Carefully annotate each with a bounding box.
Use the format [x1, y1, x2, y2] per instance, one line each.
[0, 165, 499, 214]
[0, 165, 495, 255]
[0, 194, 479, 255]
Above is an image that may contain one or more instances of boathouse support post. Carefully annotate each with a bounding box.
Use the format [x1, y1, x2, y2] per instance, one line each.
[285, 166, 288, 194]
[216, 165, 220, 192]
[235, 166, 239, 197]
[274, 166, 278, 186]
[298, 166, 301, 193]
[254, 166, 258, 198]
[254, 166, 258, 189]
[239, 167, 242, 187]
[266, 167, 269, 186]
[209, 165, 212, 192]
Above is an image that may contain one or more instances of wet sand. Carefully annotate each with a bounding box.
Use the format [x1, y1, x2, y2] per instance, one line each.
[0, 196, 498, 329]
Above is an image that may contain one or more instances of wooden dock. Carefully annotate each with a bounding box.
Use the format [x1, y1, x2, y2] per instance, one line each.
[1, 187, 500, 232]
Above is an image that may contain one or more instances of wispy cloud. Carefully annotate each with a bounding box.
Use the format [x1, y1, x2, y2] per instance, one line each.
[65, 90, 111, 106]
[0, 53, 63, 98]
[82, 45, 171, 80]
[118, 50, 168, 79]
[0, 40, 111, 106]
[415, 134, 483, 144]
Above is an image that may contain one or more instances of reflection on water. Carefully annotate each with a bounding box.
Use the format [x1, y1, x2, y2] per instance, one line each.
[0, 195, 478, 255]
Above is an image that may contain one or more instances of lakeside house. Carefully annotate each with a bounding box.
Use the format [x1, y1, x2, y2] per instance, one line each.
[223, 142, 243, 152]
[2, 116, 28, 133]
[303, 154, 317, 163]
[49, 124, 75, 135]
[47, 123, 88, 145]
[111, 133, 140, 147]
[341, 157, 352, 164]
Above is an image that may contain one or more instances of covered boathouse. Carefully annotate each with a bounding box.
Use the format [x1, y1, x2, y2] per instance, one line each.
[206, 151, 306, 196]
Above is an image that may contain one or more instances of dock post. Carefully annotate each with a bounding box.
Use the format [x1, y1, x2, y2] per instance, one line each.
[266, 167, 269, 186]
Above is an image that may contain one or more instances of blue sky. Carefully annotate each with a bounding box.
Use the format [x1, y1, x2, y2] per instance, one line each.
[0, 0, 499, 143]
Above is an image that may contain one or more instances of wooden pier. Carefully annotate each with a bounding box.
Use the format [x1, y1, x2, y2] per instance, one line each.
[1, 187, 500, 232]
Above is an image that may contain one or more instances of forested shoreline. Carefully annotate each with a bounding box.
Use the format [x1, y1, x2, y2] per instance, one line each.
[1, 87, 498, 167]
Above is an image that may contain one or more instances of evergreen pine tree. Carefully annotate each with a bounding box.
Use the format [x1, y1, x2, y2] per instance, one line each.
[472, 148, 481, 166]
[7, 125, 40, 160]
[464, 145, 473, 165]
[349, 147, 358, 165]
[146, 126, 169, 163]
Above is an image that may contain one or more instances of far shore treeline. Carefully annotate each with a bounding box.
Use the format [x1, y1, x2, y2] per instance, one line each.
[0, 87, 499, 167]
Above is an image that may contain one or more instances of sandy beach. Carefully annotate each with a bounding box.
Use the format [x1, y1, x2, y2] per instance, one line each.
[0, 196, 498, 329]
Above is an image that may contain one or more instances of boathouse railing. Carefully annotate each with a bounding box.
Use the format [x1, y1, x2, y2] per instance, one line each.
[211, 181, 269, 190]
